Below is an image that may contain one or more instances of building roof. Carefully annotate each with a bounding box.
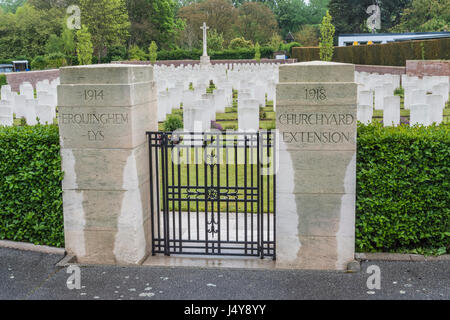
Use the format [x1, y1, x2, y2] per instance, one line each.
[285, 32, 295, 41]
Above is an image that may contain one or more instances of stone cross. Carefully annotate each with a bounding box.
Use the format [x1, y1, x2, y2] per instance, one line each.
[200, 22, 209, 57]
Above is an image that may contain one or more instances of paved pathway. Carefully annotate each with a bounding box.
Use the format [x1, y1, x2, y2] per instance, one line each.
[1, 247, 448, 300]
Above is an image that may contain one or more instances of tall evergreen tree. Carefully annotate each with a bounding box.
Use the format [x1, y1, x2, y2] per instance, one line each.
[76, 26, 93, 65]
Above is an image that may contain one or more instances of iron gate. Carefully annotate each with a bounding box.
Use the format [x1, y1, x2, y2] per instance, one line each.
[147, 131, 276, 259]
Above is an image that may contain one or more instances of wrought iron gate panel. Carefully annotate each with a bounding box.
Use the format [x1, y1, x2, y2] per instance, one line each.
[147, 131, 276, 259]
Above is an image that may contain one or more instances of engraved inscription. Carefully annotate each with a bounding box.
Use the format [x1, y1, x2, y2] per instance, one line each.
[278, 112, 355, 145]
[84, 89, 104, 101]
[305, 87, 327, 101]
[60, 112, 129, 141]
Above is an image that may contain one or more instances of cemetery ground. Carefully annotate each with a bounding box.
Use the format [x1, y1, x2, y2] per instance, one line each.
[0, 246, 449, 300]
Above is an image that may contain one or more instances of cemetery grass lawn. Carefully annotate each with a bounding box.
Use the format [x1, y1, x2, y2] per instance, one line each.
[159, 147, 275, 214]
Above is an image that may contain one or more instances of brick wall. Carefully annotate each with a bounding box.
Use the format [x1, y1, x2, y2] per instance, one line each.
[355, 64, 406, 75]
[406, 60, 450, 77]
[4, 69, 59, 92]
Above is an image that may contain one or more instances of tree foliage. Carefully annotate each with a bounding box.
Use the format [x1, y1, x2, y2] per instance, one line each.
[177, 0, 238, 47]
[328, 0, 412, 38]
[228, 37, 253, 49]
[0, 4, 64, 59]
[126, 0, 182, 50]
[76, 26, 93, 65]
[275, 0, 329, 36]
[391, 0, 449, 32]
[0, 0, 26, 13]
[319, 10, 334, 61]
[79, 0, 130, 63]
[207, 29, 225, 51]
[235, 2, 279, 45]
[148, 41, 158, 62]
[294, 24, 320, 47]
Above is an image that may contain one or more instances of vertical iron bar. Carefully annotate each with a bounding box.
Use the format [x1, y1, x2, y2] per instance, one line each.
[244, 135, 248, 256]
[272, 130, 277, 260]
[216, 132, 221, 255]
[177, 140, 182, 254]
[148, 134, 155, 255]
[204, 136, 209, 254]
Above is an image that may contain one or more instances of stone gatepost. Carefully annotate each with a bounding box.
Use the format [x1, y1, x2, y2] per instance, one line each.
[58, 65, 157, 264]
[275, 61, 357, 270]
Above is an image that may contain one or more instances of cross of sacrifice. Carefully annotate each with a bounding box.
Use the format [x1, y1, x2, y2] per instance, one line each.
[200, 22, 209, 57]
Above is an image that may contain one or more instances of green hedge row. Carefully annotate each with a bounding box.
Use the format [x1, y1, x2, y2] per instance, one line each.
[157, 47, 274, 61]
[0, 125, 64, 247]
[356, 123, 449, 254]
[292, 38, 450, 66]
[0, 74, 7, 87]
[0, 123, 448, 253]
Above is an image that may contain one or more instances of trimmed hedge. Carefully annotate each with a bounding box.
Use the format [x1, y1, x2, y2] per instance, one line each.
[0, 74, 6, 87]
[292, 38, 450, 66]
[356, 123, 449, 254]
[0, 125, 64, 247]
[157, 47, 274, 61]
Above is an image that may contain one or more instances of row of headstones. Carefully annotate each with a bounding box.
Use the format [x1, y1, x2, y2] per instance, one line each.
[356, 72, 449, 126]
[0, 79, 59, 126]
[154, 63, 280, 132]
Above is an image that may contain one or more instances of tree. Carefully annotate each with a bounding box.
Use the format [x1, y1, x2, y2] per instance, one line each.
[274, 0, 329, 36]
[254, 42, 261, 62]
[76, 26, 93, 65]
[45, 25, 76, 56]
[148, 41, 158, 62]
[391, 0, 449, 32]
[79, 0, 130, 63]
[329, 0, 412, 39]
[319, 10, 334, 61]
[61, 26, 76, 56]
[128, 45, 147, 60]
[235, 2, 279, 45]
[177, 0, 238, 47]
[28, 0, 76, 10]
[228, 37, 253, 49]
[0, 4, 64, 59]
[294, 24, 320, 46]
[207, 29, 225, 51]
[275, 0, 309, 36]
[0, 0, 26, 13]
[46, 34, 64, 54]
[269, 33, 283, 51]
[126, 0, 182, 50]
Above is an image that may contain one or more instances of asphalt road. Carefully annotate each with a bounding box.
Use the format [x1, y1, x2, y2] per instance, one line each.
[0, 247, 449, 300]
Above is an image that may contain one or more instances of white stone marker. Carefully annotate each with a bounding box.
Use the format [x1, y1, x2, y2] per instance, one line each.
[374, 85, 384, 110]
[58, 64, 157, 264]
[20, 82, 34, 99]
[410, 104, 429, 126]
[383, 96, 400, 127]
[0, 100, 13, 126]
[276, 61, 357, 270]
[426, 95, 444, 125]
[357, 105, 373, 125]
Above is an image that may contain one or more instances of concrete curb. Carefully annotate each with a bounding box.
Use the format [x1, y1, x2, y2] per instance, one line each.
[0, 240, 65, 255]
[356, 252, 450, 262]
